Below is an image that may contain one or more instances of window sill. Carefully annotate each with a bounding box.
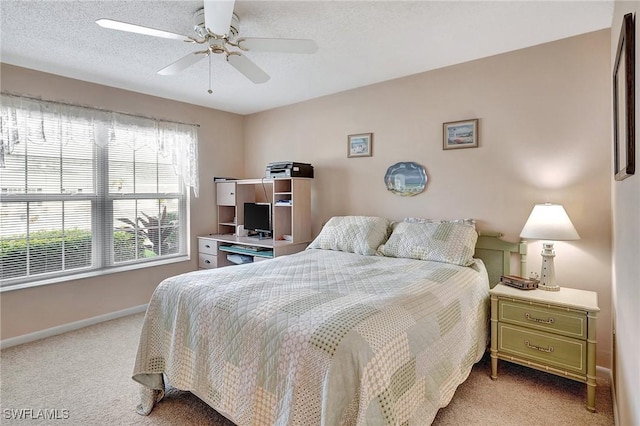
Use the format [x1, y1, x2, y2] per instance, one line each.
[0, 255, 192, 293]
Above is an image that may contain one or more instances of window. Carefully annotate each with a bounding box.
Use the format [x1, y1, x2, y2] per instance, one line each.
[0, 95, 198, 288]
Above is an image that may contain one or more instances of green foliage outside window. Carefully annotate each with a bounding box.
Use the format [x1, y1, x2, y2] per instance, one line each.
[0, 229, 143, 279]
[117, 206, 178, 257]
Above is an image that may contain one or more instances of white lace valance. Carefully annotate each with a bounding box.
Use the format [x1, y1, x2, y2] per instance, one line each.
[0, 94, 199, 197]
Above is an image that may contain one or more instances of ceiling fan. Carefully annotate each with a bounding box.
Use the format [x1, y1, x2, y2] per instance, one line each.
[96, 0, 318, 92]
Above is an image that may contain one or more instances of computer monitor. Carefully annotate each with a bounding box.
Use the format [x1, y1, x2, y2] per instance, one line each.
[244, 202, 272, 239]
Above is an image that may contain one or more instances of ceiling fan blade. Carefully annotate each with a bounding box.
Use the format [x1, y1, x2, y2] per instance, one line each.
[238, 38, 318, 54]
[158, 52, 206, 75]
[96, 19, 191, 42]
[226, 53, 270, 84]
[203, 0, 235, 36]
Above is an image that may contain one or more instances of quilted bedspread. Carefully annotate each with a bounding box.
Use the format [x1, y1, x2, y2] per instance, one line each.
[133, 249, 489, 425]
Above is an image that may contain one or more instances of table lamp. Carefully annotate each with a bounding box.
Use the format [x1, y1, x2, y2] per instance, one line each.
[519, 203, 580, 291]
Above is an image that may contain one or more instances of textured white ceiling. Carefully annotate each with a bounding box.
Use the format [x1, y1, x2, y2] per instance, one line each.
[1, 1, 613, 115]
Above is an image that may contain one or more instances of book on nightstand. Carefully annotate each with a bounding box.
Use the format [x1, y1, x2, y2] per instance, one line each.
[500, 275, 539, 290]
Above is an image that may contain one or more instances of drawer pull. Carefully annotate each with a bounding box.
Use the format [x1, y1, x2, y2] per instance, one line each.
[524, 340, 554, 353]
[525, 313, 555, 325]
[205, 244, 211, 248]
[205, 260, 211, 264]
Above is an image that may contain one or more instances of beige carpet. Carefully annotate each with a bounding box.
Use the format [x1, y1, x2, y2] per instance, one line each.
[0, 313, 614, 425]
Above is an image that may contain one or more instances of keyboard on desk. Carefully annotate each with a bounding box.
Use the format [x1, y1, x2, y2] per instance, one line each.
[231, 245, 270, 252]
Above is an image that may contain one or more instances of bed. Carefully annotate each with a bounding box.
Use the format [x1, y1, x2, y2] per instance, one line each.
[132, 216, 525, 425]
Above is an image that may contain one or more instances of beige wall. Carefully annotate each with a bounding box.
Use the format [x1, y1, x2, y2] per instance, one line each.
[611, 3, 640, 425]
[245, 30, 613, 368]
[0, 64, 245, 339]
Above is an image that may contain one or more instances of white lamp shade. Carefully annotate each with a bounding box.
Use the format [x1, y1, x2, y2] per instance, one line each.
[520, 203, 580, 241]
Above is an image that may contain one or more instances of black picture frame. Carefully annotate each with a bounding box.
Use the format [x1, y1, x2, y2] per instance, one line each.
[613, 13, 635, 181]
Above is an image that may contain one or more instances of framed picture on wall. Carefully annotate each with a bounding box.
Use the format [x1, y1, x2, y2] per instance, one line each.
[613, 13, 635, 181]
[443, 119, 479, 150]
[348, 133, 373, 157]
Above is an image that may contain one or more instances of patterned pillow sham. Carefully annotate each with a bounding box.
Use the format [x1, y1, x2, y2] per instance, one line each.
[307, 216, 391, 256]
[403, 217, 476, 228]
[379, 221, 478, 266]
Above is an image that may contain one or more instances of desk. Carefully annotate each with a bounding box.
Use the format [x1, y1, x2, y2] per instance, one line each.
[197, 234, 310, 268]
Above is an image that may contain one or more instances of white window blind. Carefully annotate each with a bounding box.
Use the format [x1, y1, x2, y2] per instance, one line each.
[0, 94, 199, 288]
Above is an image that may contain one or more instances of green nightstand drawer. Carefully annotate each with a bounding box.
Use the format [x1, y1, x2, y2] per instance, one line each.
[498, 300, 587, 339]
[498, 324, 586, 375]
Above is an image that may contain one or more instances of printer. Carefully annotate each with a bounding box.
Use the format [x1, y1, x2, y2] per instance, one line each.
[266, 162, 314, 179]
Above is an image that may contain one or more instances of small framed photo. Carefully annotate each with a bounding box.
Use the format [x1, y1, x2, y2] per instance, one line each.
[348, 133, 373, 157]
[443, 119, 479, 150]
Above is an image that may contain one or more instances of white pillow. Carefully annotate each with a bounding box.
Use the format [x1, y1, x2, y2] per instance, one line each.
[307, 216, 391, 256]
[379, 221, 478, 266]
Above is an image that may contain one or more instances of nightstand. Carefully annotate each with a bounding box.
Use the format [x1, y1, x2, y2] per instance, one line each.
[489, 283, 599, 412]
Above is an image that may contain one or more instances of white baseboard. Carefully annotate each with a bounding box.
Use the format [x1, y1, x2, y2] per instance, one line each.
[607, 368, 619, 425]
[596, 365, 610, 379]
[596, 366, 618, 424]
[0, 304, 147, 350]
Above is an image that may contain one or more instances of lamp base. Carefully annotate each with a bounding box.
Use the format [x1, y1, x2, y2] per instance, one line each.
[538, 283, 561, 292]
[539, 242, 561, 292]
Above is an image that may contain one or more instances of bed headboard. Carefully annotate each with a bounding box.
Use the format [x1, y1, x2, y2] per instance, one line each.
[474, 232, 527, 288]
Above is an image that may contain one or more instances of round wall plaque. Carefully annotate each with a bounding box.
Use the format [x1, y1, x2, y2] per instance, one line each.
[384, 162, 427, 196]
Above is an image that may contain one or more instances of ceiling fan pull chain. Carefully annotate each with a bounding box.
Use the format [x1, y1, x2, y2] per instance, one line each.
[208, 53, 213, 94]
